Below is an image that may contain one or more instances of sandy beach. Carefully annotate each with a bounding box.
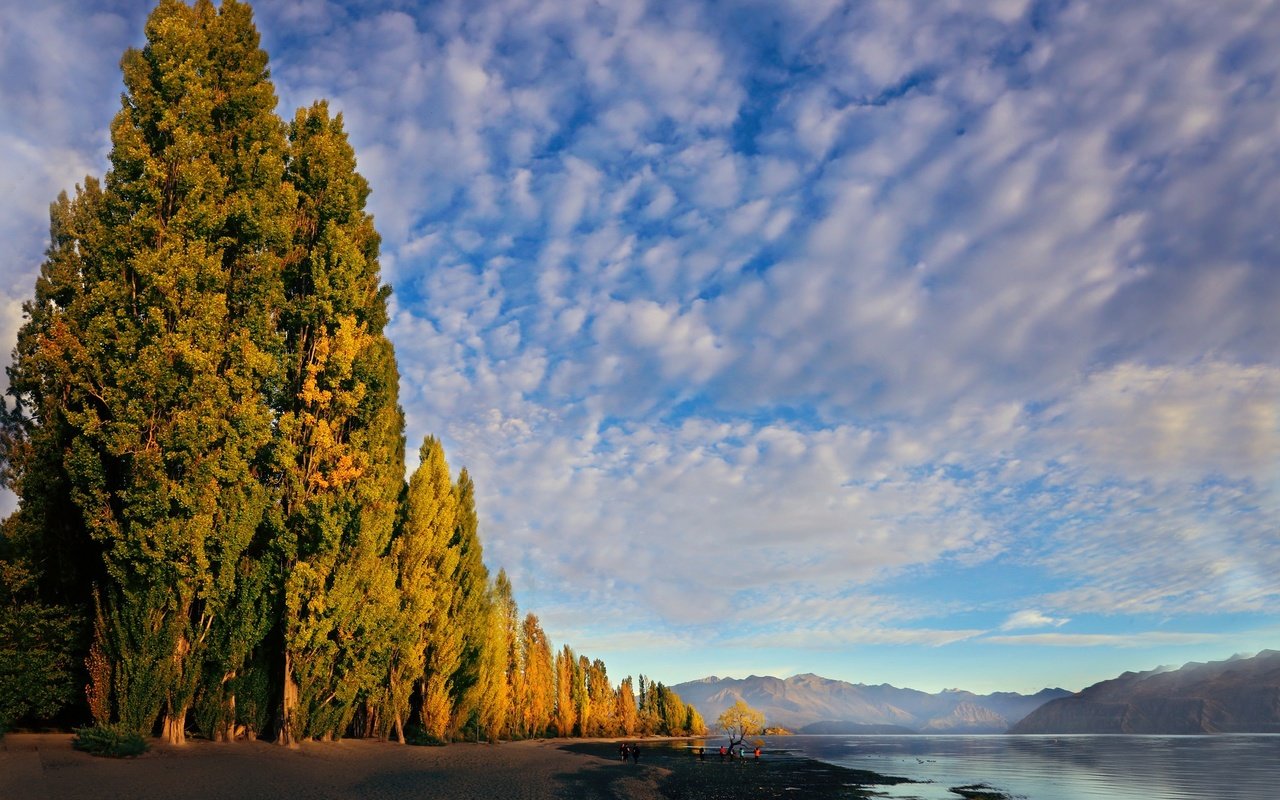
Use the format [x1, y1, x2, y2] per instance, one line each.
[0, 734, 666, 800]
[0, 734, 908, 800]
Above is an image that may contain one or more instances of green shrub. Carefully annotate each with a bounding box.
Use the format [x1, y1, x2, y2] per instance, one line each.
[234, 664, 272, 739]
[73, 724, 149, 758]
[403, 723, 448, 746]
[0, 561, 82, 731]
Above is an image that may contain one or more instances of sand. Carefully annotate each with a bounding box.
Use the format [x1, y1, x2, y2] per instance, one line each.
[0, 733, 665, 800]
[0, 734, 912, 800]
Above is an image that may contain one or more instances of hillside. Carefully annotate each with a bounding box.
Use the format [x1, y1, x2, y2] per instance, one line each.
[673, 674, 1069, 733]
[1012, 650, 1280, 734]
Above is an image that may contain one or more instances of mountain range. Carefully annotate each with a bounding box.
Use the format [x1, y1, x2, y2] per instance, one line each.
[672, 673, 1071, 734]
[1012, 649, 1280, 734]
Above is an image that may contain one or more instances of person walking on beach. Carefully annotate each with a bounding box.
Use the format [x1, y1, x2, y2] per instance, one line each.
[754, 747, 761, 761]
[719, 745, 727, 762]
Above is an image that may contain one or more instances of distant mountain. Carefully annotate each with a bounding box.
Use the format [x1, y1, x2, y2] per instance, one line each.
[1012, 649, 1280, 734]
[672, 674, 1070, 733]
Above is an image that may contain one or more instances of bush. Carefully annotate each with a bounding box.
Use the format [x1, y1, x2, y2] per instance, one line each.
[73, 724, 149, 758]
[403, 723, 448, 746]
[0, 561, 83, 731]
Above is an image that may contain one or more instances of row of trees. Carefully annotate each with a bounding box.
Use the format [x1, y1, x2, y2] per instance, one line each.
[0, 0, 702, 745]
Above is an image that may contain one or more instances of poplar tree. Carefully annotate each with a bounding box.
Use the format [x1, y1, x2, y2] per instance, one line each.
[2, 182, 105, 729]
[4, 181, 107, 624]
[637, 675, 658, 735]
[397, 436, 458, 740]
[493, 570, 523, 736]
[554, 645, 576, 736]
[5, 0, 294, 743]
[382, 471, 432, 742]
[616, 676, 638, 736]
[585, 658, 613, 736]
[472, 579, 512, 741]
[573, 654, 591, 736]
[275, 101, 404, 744]
[520, 613, 554, 737]
[447, 467, 489, 735]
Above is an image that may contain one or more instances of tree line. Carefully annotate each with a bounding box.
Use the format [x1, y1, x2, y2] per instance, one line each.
[0, 0, 704, 746]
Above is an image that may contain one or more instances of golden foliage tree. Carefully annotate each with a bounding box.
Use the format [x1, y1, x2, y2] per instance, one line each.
[521, 613, 555, 737]
[717, 699, 766, 750]
[404, 437, 459, 739]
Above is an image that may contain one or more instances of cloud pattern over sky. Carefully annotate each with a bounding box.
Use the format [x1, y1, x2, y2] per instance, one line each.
[2, 0, 1277, 692]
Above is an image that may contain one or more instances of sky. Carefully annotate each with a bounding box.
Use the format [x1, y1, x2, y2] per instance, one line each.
[1, 0, 1277, 695]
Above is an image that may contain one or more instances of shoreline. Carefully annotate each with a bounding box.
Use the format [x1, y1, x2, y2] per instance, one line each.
[564, 739, 915, 799]
[0, 732, 917, 800]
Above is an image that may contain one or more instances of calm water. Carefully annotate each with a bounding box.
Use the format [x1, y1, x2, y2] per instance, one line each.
[752, 734, 1280, 800]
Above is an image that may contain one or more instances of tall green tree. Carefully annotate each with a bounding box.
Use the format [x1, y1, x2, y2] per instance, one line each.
[446, 467, 490, 736]
[2, 181, 108, 729]
[275, 101, 404, 744]
[396, 436, 458, 740]
[2, 186, 105, 620]
[6, 0, 294, 743]
[637, 675, 658, 735]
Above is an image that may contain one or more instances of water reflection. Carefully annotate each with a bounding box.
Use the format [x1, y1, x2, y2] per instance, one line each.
[751, 734, 1280, 800]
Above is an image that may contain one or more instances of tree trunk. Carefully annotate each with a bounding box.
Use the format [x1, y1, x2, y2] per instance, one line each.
[215, 690, 237, 743]
[162, 633, 191, 744]
[162, 708, 187, 745]
[394, 714, 405, 744]
[278, 650, 298, 745]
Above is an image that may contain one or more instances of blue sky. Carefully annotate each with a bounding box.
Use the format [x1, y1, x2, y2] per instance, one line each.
[1, 0, 1277, 694]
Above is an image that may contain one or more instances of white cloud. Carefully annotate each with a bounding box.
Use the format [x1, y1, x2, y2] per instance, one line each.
[3, 0, 1279, 688]
[1000, 610, 1070, 631]
[1042, 361, 1280, 484]
[985, 632, 1225, 648]
[739, 626, 987, 649]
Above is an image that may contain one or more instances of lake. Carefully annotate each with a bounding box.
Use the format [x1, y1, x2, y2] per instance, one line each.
[754, 734, 1280, 800]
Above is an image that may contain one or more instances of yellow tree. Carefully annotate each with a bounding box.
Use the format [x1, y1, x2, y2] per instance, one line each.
[554, 645, 576, 736]
[473, 580, 511, 741]
[585, 658, 613, 736]
[616, 676, 638, 736]
[521, 614, 554, 736]
[717, 699, 766, 751]
[408, 437, 459, 739]
[379, 437, 449, 742]
[494, 571, 524, 737]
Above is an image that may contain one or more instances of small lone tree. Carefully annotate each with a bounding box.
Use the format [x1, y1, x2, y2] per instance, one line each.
[716, 699, 765, 752]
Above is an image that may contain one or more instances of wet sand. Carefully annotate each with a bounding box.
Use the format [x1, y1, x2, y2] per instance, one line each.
[567, 741, 914, 799]
[0, 733, 908, 800]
